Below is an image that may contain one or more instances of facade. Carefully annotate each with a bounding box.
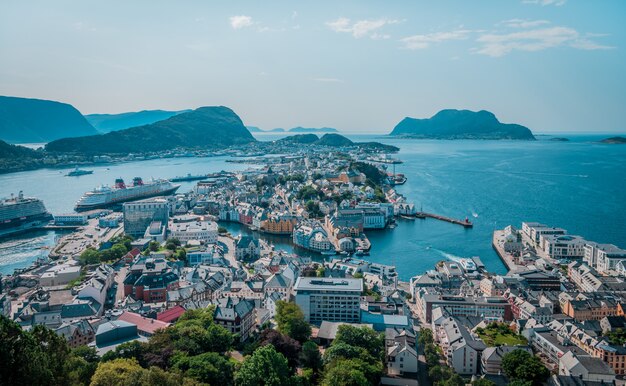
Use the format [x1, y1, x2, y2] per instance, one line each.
[294, 277, 363, 325]
[168, 220, 218, 244]
[539, 234, 586, 260]
[123, 256, 179, 303]
[416, 290, 512, 323]
[54, 213, 88, 225]
[584, 242, 626, 275]
[292, 222, 333, 253]
[235, 236, 260, 260]
[123, 198, 170, 237]
[213, 297, 256, 342]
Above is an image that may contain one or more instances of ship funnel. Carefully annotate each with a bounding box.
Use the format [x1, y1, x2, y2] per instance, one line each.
[115, 178, 126, 189]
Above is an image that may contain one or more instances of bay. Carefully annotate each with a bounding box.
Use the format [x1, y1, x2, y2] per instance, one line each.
[1, 134, 625, 279]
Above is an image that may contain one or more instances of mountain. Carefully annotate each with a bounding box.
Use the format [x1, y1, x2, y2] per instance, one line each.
[0, 96, 98, 143]
[316, 133, 353, 146]
[278, 134, 319, 144]
[600, 136, 626, 144]
[289, 127, 338, 133]
[85, 110, 190, 133]
[390, 109, 535, 140]
[0, 140, 45, 173]
[46, 106, 256, 154]
[269, 128, 286, 132]
[246, 126, 264, 133]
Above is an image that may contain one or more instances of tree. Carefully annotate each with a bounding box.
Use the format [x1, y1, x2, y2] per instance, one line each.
[79, 248, 101, 265]
[501, 349, 549, 386]
[90, 358, 144, 386]
[322, 343, 375, 366]
[472, 378, 496, 386]
[275, 301, 311, 343]
[258, 329, 301, 368]
[333, 325, 384, 361]
[172, 352, 234, 386]
[321, 359, 369, 386]
[235, 345, 292, 386]
[418, 328, 434, 346]
[149, 241, 160, 252]
[65, 347, 100, 386]
[299, 341, 322, 371]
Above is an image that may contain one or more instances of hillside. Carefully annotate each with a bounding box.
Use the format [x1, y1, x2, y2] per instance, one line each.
[46, 106, 256, 154]
[278, 134, 319, 144]
[85, 110, 190, 133]
[0, 96, 98, 143]
[316, 133, 353, 146]
[246, 126, 264, 133]
[289, 127, 338, 133]
[390, 109, 535, 140]
[0, 140, 45, 173]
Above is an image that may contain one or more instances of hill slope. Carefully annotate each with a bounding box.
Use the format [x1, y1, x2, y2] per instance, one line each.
[390, 109, 535, 140]
[46, 106, 255, 154]
[0, 96, 98, 143]
[85, 110, 190, 133]
[0, 140, 45, 173]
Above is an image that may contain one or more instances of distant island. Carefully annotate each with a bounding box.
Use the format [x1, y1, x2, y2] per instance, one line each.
[279, 133, 399, 152]
[46, 106, 256, 154]
[288, 127, 338, 133]
[269, 128, 286, 132]
[390, 109, 535, 140]
[0, 96, 98, 143]
[600, 136, 626, 144]
[550, 137, 570, 142]
[85, 109, 190, 133]
[246, 126, 264, 133]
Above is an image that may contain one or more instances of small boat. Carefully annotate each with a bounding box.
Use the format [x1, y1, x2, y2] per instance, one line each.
[321, 250, 336, 256]
[66, 168, 93, 177]
[400, 214, 415, 220]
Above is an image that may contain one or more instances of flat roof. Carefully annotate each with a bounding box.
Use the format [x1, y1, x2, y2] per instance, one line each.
[294, 277, 363, 292]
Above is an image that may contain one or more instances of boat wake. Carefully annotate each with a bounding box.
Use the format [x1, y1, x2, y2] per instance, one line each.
[432, 248, 463, 263]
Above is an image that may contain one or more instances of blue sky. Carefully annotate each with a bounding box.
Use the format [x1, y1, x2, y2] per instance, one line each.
[1, 0, 624, 133]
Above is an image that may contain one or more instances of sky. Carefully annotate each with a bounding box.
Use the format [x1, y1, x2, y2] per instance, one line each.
[1, 0, 625, 133]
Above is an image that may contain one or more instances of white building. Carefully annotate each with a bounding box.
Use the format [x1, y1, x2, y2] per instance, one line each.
[168, 220, 218, 245]
[559, 351, 616, 383]
[538, 234, 586, 260]
[294, 277, 363, 325]
[40, 262, 81, 287]
[584, 242, 626, 275]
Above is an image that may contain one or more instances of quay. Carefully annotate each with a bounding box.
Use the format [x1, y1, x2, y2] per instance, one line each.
[491, 230, 522, 272]
[416, 212, 473, 228]
[42, 224, 82, 230]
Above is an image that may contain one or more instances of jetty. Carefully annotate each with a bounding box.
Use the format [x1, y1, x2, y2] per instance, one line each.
[415, 212, 473, 228]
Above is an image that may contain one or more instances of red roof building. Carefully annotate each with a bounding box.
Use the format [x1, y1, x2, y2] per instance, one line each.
[157, 305, 186, 323]
[117, 311, 170, 336]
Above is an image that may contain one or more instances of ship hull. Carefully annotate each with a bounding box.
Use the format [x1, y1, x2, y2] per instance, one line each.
[0, 213, 53, 238]
[75, 185, 180, 211]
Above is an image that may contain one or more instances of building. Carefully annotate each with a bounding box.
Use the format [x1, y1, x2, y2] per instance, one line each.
[292, 222, 333, 253]
[416, 290, 512, 323]
[55, 320, 96, 348]
[435, 316, 486, 375]
[168, 220, 218, 245]
[294, 277, 363, 325]
[559, 351, 616, 383]
[39, 262, 81, 287]
[539, 234, 586, 261]
[123, 198, 170, 237]
[481, 346, 532, 374]
[123, 256, 179, 303]
[522, 222, 567, 247]
[94, 320, 138, 348]
[54, 213, 88, 225]
[235, 236, 260, 260]
[213, 297, 256, 342]
[584, 242, 626, 275]
[116, 311, 171, 337]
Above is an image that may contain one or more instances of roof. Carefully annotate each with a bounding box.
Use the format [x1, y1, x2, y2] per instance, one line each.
[157, 305, 186, 323]
[294, 277, 363, 292]
[117, 311, 170, 334]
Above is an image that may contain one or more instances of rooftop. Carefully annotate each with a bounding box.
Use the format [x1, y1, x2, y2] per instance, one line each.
[294, 277, 363, 292]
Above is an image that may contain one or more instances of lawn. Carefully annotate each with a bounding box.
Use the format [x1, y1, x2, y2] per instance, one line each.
[476, 323, 527, 347]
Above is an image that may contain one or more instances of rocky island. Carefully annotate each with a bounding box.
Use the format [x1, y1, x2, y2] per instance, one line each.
[390, 109, 536, 140]
[600, 136, 626, 144]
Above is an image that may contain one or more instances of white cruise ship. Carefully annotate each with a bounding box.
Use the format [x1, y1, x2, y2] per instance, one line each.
[0, 191, 53, 237]
[75, 177, 180, 211]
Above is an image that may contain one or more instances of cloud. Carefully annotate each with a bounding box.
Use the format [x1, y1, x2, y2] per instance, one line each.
[313, 78, 344, 83]
[499, 19, 550, 28]
[475, 26, 613, 57]
[326, 17, 401, 39]
[522, 0, 566, 6]
[400, 30, 472, 50]
[230, 15, 253, 30]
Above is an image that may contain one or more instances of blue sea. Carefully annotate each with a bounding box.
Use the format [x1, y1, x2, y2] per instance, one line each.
[1, 133, 625, 279]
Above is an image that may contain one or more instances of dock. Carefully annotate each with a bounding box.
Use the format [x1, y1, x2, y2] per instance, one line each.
[416, 212, 473, 228]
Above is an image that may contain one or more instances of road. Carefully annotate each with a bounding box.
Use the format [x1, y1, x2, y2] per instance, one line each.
[114, 266, 127, 304]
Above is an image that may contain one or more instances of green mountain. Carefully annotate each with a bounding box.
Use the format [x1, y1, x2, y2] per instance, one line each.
[0, 96, 98, 143]
[278, 134, 319, 144]
[0, 140, 45, 173]
[390, 109, 535, 140]
[289, 127, 339, 133]
[316, 133, 353, 146]
[85, 110, 190, 133]
[46, 106, 255, 154]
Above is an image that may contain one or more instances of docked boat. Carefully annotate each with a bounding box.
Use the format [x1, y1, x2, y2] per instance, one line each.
[75, 177, 180, 211]
[0, 191, 53, 237]
[321, 250, 337, 256]
[171, 173, 208, 182]
[393, 173, 407, 185]
[66, 167, 93, 177]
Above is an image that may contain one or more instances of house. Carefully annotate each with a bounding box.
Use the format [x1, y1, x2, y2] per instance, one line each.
[157, 305, 187, 323]
[123, 256, 179, 303]
[213, 297, 256, 342]
[55, 320, 96, 348]
[481, 346, 532, 375]
[116, 311, 171, 337]
[559, 351, 616, 383]
[235, 236, 260, 260]
[386, 339, 419, 376]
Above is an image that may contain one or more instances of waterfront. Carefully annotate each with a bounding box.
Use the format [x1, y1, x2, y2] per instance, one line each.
[1, 134, 626, 279]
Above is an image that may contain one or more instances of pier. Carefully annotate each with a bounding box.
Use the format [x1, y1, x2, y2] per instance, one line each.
[415, 212, 473, 228]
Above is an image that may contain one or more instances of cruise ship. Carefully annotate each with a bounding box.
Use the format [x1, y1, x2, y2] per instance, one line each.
[75, 177, 180, 211]
[0, 192, 53, 237]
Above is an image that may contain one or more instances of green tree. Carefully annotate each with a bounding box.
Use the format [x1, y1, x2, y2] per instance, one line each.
[418, 328, 434, 346]
[275, 301, 311, 343]
[333, 325, 384, 361]
[149, 241, 160, 252]
[472, 378, 497, 386]
[321, 359, 370, 386]
[65, 346, 100, 386]
[501, 349, 549, 386]
[172, 352, 234, 385]
[258, 329, 301, 368]
[323, 343, 376, 366]
[79, 248, 101, 265]
[299, 341, 322, 371]
[89, 358, 144, 386]
[235, 345, 292, 386]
